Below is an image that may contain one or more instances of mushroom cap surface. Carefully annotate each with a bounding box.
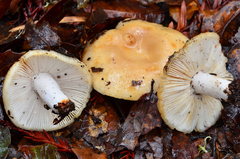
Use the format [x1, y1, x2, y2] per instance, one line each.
[82, 20, 188, 100]
[3, 50, 92, 131]
[157, 32, 233, 133]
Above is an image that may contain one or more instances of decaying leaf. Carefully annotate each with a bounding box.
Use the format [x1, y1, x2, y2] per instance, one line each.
[75, 0, 90, 9]
[74, 92, 120, 155]
[19, 143, 61, 159]
[166, 0, 193, 6]
[115, 89, 161, 151]
[226, 45, 240, 103]
[172, 131, 199, 158]
[84, 0, 165, 23]
[1, 0, 240, 158]
[168, 1, 198, 23]
[23, 20, 61, 50]
[224, 127, 240, 153]
[37, 0, 72, 27]
[0, 49, 23, 77]
[0, 49, 23, 69]
[201, 1, 240, 45]
[229, 27, 240, 46]
[0, 25, 19, 47]
[0, 126, 11, 159]
[0, 0, 12, 20]
[70, 138, 107, 159]
[6, 145, 23, 159]
[222, 105, 240, 132]
[138, 129, 163, 159]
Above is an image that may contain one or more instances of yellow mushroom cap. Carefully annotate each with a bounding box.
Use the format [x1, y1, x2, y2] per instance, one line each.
[82, 20, 188, 100]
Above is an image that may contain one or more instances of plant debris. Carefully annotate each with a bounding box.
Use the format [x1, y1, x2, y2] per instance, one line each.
[1, 0, 240, 158]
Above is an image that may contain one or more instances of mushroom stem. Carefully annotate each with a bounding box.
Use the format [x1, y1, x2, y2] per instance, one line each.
[191, 71, 231, 101]
[32, 73, 75, 114]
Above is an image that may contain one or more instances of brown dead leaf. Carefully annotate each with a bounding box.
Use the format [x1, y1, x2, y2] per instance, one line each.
[84, 0, 165, 23]
[115, 90, 161, 151]
[172, 131, 199, 158]
[71, 138, 107, 159]
[224, 126, 240, 153]
[169, 1, 198, 22]
[0, 49, 23, 77]
[74, 92, 120, 155]
[37, 0, 72, 27]
[23, 20, 61, 50]
[0, 49, 23, 69]
[9, 0, 22, 14]
[166, 0, 193, 6]
[0, 24, 19, 48]
[0, 0, 12, 20]
[201, 1, 240, 44]
[226, 45, 240, 104]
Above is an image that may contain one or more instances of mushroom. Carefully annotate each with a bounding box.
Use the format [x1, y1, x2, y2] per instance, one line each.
[3, 50, 92, 131]
[82, 19, 188, 100]
[157, 32, 233, 133]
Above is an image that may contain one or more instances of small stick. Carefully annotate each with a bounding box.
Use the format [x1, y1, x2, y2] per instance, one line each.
[9, 16, 86, 32]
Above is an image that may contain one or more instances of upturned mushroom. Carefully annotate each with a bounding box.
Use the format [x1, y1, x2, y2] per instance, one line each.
[82, 19, 188, 100]
[3, 50, 92, 131]
[158, 32, 233, 133]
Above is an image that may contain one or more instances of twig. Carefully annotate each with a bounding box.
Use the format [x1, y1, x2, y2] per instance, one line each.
[9, 16, 86, 32]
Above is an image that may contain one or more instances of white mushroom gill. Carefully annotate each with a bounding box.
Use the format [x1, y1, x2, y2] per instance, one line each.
[3, 50, 92, 131]
[158, 32, 233, 133]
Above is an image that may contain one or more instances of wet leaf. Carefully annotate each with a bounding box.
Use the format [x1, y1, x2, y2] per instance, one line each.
[0, 0, 240, 158]
[37, 0, 73, 27]
[0, 49, 23, 69]
[229, 27, 240, 46]
[84, 0, 165, 23]
[172, 131, 199, 158]
[74, 92, 120, 155]
[169, 1, 198, 23]
[23, 21, 61, 50]
[201, 1, 240, 45]
[0, 49, 23, 77]
[115, 91, 161, 150]
[224, 126, 240, 153]
[214, 127, 232, 158]
[91, 7, 108, 25]
[161, 126, 173, 158]
[75, 0, 90, 9]
[7, 145, 23, 159]
[0, 0, 12, 20]
[70, 138, 107, 159]
[0, 126, 11, 159]
[138, 129, 163, 159]
[0, 24, 19, 47]
[226, 45, 240, 104]
[20, 143, 61, 159]
[166, 0, 193, 6]
[9, 0, 22, 14]
[222, 104, 240, 132]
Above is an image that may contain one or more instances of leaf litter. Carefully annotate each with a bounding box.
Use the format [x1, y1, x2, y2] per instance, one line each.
[1, 0, 240, 158]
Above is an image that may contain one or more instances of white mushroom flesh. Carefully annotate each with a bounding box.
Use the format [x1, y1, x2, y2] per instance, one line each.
[32, 73, 69, 113]
[191, 71, 231, 101]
